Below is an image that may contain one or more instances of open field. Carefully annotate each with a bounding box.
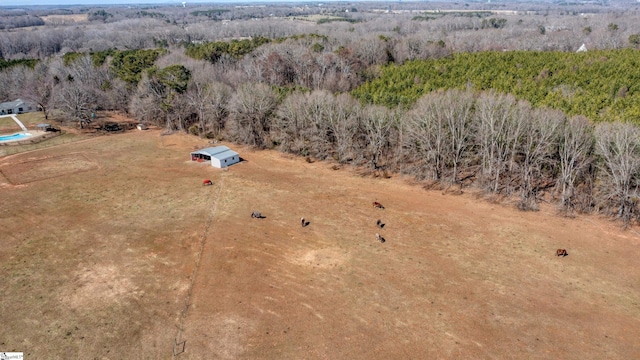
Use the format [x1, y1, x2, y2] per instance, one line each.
[40, 14, 89, 25]
[1, 124, 640, 359]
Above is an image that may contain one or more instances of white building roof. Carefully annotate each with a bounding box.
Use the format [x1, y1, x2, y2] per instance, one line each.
[0, 98, 26, 110]
[191, 146, 239, 160]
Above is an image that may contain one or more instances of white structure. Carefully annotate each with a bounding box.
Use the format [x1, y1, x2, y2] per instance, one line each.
[577, 43, 587, 52]
[191, 146, 240, 168]
[0, 99, 36, 116]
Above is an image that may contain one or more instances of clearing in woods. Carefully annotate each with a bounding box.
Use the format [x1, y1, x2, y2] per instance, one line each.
[1, 126, 639, 359]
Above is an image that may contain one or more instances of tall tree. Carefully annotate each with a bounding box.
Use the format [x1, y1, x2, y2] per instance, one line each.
[474, 91, 523, 194]
[361, 104, 395, 170]
[517, 106, 562, 210]
[406, 92, 448, 181]
[130, 64, 191, 130]
[594, 121, 640, 227]
[557, 115, 594, 214]
[227, 83, 278, 148]
[326, 93, 361, 163]
[441, 89, 475, 184]
[186, 79, 230, 137]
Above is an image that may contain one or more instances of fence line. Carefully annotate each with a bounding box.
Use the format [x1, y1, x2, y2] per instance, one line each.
[172, 173, 225, 358]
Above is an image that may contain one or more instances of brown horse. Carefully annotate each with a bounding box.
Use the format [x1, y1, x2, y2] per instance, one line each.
[556, 249, 568, 257]
[373, 201, 385, 209]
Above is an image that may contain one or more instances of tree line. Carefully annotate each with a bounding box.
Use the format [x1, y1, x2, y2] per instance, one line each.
[2, 1, 640, 227]
[3, 48, 640, 226]
[137, 79, 640, 228]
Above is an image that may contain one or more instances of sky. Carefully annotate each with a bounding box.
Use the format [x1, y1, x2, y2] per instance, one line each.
[0, 0, 242, 6]
[0, 0, 330, 5]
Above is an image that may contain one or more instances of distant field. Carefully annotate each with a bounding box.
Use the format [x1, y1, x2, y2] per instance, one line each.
[40, 14, 88, 25]
[1, 116, 640, 359]
[289, 14, 348, 22]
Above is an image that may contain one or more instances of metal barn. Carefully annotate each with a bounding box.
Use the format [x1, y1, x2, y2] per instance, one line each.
[190, 146, 240, 168]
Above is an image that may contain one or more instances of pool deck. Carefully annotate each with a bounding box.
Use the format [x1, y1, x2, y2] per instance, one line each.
[0, 130, 50, 146]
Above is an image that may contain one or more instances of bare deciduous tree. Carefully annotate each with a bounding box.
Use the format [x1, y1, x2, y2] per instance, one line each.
[273, 91, 318, 155]
[326, 93, 361, 163]
[517, 107, 562, 210]
[56, 79, 96, 128]
[474, 91, 523, 195]
[406, 92, 448, 181]
[441, 89, 474, 184]
[557, 115, 594, 214]
[361, 104, 395, 170]
[227, 83, 278, 148]
[186, 78, 230, 137]
[594, 121, 640, 227]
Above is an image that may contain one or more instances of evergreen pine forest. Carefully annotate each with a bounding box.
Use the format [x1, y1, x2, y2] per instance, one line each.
[352, 49, 640, 124]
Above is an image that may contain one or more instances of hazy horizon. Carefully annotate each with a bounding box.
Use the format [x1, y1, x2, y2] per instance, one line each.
[1, 0, 381, 6]
[1, 0, 320, 6]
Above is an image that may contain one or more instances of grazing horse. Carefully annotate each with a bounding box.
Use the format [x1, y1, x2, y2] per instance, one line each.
[376, 219, 385, 229]
[376, 233, 386, 243]
[373, 201, 385, 209]
[251, 211, 264, 219]
[301, 217, 306, 227]
[556, 249, 568, 257]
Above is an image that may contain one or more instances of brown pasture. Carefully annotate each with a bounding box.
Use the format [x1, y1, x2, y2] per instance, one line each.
[1, 125, 639, 359]
[40, 14, 89, 25]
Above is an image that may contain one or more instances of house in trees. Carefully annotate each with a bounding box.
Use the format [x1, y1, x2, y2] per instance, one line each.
[191, 146, 240, 168]
[0, 99, 36, 115]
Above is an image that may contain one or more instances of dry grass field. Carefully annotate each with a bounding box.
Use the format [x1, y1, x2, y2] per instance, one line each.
[40, 14, 89, 25]
[1, 117, 640, 359]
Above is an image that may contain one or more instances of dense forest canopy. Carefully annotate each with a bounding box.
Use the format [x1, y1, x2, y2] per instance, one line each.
[3, 0, 640, 225]
[352, 49, 640, 124]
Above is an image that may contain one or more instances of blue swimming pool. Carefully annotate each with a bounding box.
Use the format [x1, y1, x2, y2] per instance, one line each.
[0, 133, 32, 142]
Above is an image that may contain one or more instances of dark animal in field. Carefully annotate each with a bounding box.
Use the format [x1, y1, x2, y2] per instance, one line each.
[376, 219, 385, 229]
[45, 127, 60, 132]
[376, 233, 386, 243]
[556, 249, 568, 257]
[251, 211, 265, 219]
[373, 201, 385, 209]
[301, 217, 309, 227]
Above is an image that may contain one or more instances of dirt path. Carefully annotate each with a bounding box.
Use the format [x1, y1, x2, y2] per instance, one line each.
[173, 171, 227, 357]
